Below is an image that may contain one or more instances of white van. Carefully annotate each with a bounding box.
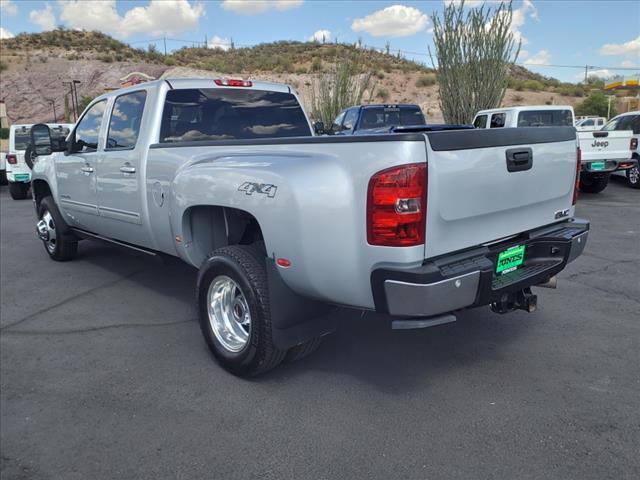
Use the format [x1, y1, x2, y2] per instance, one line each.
[472, 105, 575, 129]
[6, 123, 72, 199]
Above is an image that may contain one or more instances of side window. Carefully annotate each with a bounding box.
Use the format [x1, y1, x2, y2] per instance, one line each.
[473, 115, 487, 128]
[332, 111, 346, 132]
[596, 119, 604, 126]
[106, 91, 147, 150]
[73, 100, 107, 152]
[490, 113, 506, 128]
[582, 119, 594, 127]
[342, 109, 359, 131]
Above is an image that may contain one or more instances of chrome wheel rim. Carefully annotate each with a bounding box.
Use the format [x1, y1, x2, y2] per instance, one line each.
[629, 166, 639, 185]
[41, 210, 57, 254]
[207, 276, 251, 353]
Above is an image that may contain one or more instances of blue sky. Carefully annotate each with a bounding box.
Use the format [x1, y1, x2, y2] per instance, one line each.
[1, 0, 638, 82]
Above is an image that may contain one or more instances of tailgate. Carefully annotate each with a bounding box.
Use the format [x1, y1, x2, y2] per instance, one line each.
[578, 130, 632, 163]
[424, 127, 577, 259]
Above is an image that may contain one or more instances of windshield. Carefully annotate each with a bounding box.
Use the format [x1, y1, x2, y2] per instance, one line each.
[517, 110, 573, 127]
[358, 106, 425, 130]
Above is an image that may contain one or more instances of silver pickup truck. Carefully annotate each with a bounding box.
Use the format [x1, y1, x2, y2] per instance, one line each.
[29, 78, 589, 376]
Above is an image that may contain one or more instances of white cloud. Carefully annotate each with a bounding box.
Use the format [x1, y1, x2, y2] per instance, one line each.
[308, 29, 331, 42]
[443, 0, 490, 7]
[351, 4, 428, 38]
[58, 0, 204, 38]
[522, 49, 550, 65]
[598, 35, 640, 56]
[30, 4, 57, 31]
[574, 69, 611, 81]
[221, 0, 303, 15]
[519, 49, 529, 59]
[208, 35, 232, 51]
[0, 27, 14, 39]
[507, 0, 538, 46]
[0, 0, 18, 16]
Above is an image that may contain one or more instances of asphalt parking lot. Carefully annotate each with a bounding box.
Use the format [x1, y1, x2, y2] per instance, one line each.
[1, 178, 638, 480]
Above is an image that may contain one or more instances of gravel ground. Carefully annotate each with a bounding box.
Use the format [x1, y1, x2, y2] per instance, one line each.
[1, 177, 638, 480]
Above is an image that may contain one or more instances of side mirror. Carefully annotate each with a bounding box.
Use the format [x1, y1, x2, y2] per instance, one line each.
[313, 121, 325, 135]
[30, 123, 52, 156]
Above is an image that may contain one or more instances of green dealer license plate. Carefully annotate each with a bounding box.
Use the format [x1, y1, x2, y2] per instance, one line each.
[590, 161, 605, 171]
[496, 245, 526, 275]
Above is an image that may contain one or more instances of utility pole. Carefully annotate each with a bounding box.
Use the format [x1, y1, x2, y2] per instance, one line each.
[163, 37, 167, 56]
[63, 82, 76, 121]
[584, 65, 589, 84]
[72, 80, 81, 118]
[49, 100, 57, 122]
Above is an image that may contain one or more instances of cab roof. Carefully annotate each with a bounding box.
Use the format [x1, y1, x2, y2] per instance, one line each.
[475, 105, 574, 116]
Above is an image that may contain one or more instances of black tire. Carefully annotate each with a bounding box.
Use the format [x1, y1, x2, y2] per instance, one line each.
[37, 196, 78, 261]
[579, 172, 610, 194]
[24, 144, 36, 170]
[0, 170, 7, 185]
[8, 181, 29, 200]
[197, 245, 286, 377]
[285, 337, 322, 363]
[626, 165, 640, 189]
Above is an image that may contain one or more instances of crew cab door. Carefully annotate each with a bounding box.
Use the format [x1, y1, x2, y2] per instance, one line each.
[96, 90, 148, 244]
[56, 100, 107, 232]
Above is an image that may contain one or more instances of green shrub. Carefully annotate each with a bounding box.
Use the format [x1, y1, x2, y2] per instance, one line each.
[0, 61, 7, 72]
[575, 92, 616, 118]
[164, 57, 176, 66]
[375, 70, 385, 79]
[377, 87, 390, 101]
[415, 74, 436, 87]
[512, 94, 524, 103]
[98, 54, 114, 63]
[523, 80, 544, 91]
[311, 57, 322, 72]
[0, 127, 9, 139]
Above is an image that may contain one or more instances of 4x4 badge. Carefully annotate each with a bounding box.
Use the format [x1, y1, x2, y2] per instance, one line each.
[238, 182, 278, 198]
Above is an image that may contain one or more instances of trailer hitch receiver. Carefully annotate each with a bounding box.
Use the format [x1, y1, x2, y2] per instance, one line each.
[491, 287, 537, 314]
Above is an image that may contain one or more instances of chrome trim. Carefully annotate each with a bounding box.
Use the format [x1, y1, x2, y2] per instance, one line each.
[384, 270, 480, 317]
[207, 275, 251, 353]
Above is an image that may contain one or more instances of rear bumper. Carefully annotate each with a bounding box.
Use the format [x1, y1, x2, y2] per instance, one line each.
[371, 218, 589, 317]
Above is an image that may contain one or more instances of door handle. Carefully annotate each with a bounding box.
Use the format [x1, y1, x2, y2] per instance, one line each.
[120, 165, 136, 174]
[81, 164, 94, 174]
[505, 148, 533, 172]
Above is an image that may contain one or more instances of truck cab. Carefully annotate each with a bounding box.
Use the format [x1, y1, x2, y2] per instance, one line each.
[332, 104, 426, 135]
[472, 106, 575, 129]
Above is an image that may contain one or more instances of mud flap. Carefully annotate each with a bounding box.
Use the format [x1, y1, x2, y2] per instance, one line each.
[266, 259, 337, 349]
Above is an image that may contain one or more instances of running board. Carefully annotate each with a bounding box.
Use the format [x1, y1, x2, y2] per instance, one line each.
[392, 314, 457, 330]
[71, 228, 158, 257]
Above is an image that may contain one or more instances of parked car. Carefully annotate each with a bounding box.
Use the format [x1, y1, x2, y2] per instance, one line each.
[472, 106, 634, 193]
[330, 104, 426, 135]
[6, 123, 72, 199]
[0, 152, 6, 185]
[600, 111, 640, 189]
[29, 78, 588, 376]
[575, 117, 606, 131]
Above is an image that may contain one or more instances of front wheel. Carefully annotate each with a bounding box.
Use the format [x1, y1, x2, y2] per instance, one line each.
[9, 182, 29, 200]
[579, 172, 610, 194]
[37, 196, 78, 261]
[626, 165, 640, 189]
[197, 245, 286, 377]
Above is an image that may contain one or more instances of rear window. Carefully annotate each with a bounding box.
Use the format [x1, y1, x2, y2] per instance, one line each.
[517, 110, 573, 127]
[490, 113, 506, 128]
[358, 106, 425, 129]
[14, 131, 31, 151]
[603, 114, 640, 134]
[159, 88, 311, 143]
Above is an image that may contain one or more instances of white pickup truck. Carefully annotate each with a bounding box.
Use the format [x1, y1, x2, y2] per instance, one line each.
[29, 78, 589, 376]
[473, 106, 635, 193]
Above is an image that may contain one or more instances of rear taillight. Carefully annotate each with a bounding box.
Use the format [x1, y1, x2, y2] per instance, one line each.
[367, 163, 427, 247]
[573, 147, 581, 206]
[6, 154, 17, 165]
[214, 78, 252, 87]
[631, 138, 638, 151]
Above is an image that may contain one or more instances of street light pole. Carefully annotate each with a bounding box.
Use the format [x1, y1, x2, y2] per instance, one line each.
[63, 82, 77, 121]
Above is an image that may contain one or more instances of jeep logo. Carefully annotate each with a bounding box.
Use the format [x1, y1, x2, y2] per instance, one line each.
[591, 140, 609, 148]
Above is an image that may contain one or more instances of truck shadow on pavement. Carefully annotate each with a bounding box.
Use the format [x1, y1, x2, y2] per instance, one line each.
[66, 240, 532, 393]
